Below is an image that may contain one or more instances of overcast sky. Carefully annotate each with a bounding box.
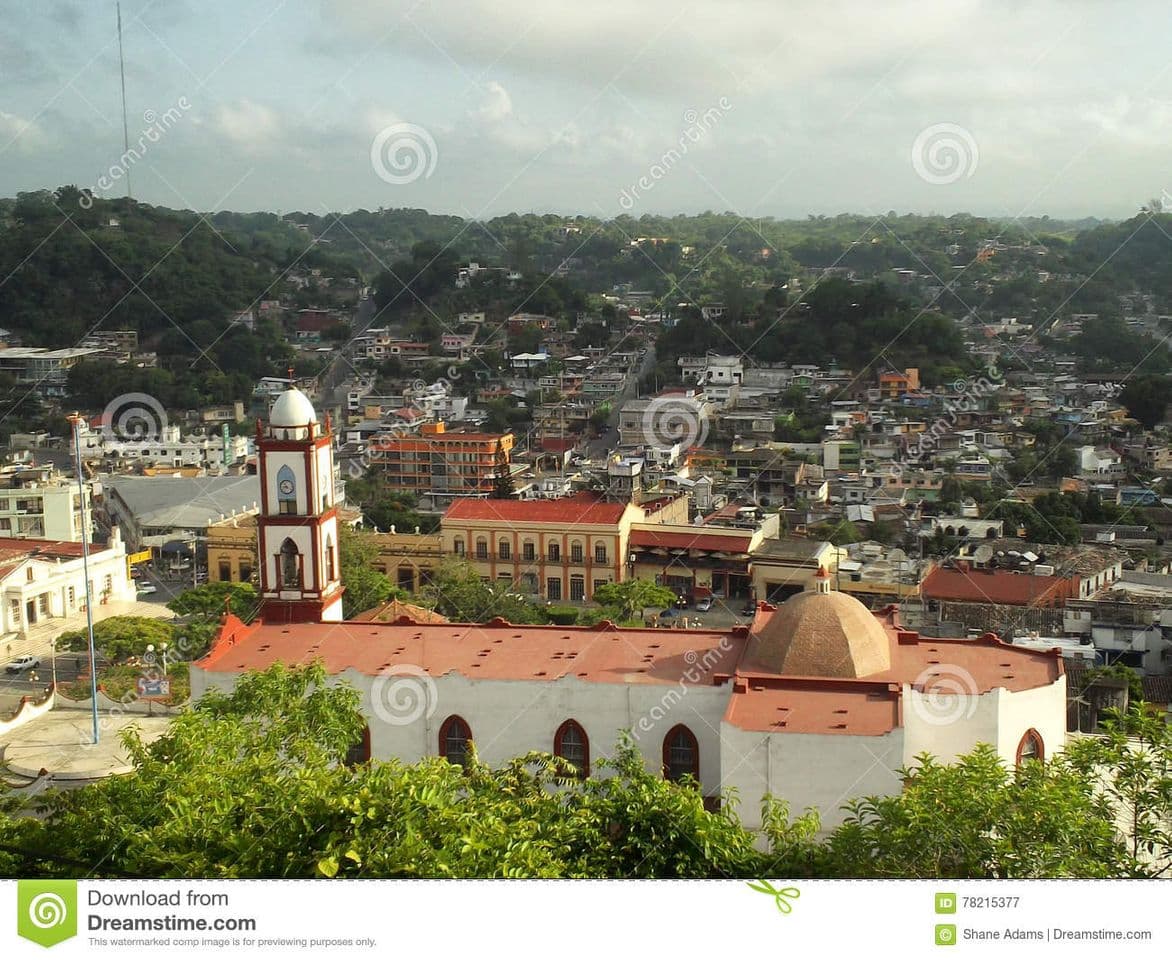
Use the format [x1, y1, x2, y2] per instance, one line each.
[2, 0, 1169, 219]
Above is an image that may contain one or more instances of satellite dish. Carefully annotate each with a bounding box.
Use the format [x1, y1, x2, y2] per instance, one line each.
[888, 548, 907, 561]
[973, 544, 994, 564]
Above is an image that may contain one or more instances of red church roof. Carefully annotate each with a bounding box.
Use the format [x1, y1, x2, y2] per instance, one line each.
[199, 604, 1063, 737]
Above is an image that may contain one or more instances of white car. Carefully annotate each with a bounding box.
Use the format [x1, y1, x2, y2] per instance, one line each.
[5, 655, 41, 674]
[695, 597, 713, 612]
[136, 583, 158, 596]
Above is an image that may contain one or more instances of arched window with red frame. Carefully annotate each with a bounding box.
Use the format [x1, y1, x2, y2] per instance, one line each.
[662, 724, 699, 782]
[554, 719, 590, 778]
[1016, 728, 1044, 766]
[439, 715, 472, 768]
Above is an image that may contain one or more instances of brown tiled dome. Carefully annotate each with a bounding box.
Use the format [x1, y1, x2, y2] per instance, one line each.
[749, 590, 892, 678]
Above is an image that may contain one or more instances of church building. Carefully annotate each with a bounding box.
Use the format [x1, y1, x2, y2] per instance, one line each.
[192, 387, 1067, 831]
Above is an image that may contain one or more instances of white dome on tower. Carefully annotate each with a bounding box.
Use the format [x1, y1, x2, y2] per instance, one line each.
[269, 387, 318, 428]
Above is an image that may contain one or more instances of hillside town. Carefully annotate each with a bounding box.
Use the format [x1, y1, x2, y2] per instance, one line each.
[4, 215, 1172, 740]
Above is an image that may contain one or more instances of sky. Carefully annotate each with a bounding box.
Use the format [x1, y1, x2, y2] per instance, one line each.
[1, 0, 1171, 220]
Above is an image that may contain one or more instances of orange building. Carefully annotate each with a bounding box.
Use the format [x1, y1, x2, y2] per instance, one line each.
[369, 422, 514, 497]
[878, 367, 920, 399]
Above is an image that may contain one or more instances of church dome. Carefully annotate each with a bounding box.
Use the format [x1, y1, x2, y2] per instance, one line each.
[269, 387, 318, 427]
[749, 588, 892, 678]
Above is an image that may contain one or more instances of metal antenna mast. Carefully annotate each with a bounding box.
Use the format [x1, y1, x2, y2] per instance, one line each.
[117, 2, 132, 201]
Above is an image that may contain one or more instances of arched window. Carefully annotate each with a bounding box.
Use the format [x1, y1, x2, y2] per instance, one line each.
[276, 465, 297, 515]
[325, 534, 336, 582]
[499, 539, 511, 560]
[570, 540, 584, 563]
[453, 538, 465, 556]
[439, 715, 472, 768]
[345, 725, 371, 766]
[662, 724, 699, 782]
[1016, 728, 1044, 766]
[280, 538, 300, 588]
[475, 538, 488, 560]
[554, 720, 589, 778]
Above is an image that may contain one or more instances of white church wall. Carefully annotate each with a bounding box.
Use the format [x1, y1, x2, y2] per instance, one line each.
[315, 445, 333, 510]
[719, 724, 906, 832]
[901, 677, 1066, 769]
[994, 675, 1067, 763]
[901, 684, 1001, 765]
[191, 667, 734, 795]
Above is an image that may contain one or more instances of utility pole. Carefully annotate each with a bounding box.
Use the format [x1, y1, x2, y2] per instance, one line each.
[68, 414, 100, 744]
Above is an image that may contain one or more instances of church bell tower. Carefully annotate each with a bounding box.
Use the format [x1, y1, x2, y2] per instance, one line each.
[256, 386, 344, 623]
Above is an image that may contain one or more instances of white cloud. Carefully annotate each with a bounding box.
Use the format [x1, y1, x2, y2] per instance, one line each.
[0, 110, 45, 150]
[475, 81, 513, 123]
[210, 99, 283, 150]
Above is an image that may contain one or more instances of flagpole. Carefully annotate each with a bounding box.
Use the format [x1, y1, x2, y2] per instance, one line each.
[69, 414, 99, 744]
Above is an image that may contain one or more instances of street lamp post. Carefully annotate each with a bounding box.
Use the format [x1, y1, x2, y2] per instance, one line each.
[68, 413, 99, 744]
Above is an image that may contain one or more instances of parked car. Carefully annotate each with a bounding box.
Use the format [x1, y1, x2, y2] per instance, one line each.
[136, 583, 158, 596]
[740, 601, 758, 617]
[5, 655, 40, 674]
[695, 597, 713, 612]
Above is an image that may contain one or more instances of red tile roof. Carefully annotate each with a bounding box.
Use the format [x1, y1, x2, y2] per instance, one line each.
[921, 566, 1075, 606]
[200, 614, 744, 687]
[445, 493, 629, 525]
[0, 537, 87, 560]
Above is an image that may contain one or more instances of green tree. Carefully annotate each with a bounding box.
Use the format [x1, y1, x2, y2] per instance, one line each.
[0, 665, 765, 879]
[1062, 705, 1172, 874]
[339, 526, 397, 618]
[1120, 375, 1172, 430]
[825, 746, 1129, 878]
[54, 616, 175, 664]
[421, 559, 547, 624]
[168, 582, 258, 622]
[591, 579, 676, 622]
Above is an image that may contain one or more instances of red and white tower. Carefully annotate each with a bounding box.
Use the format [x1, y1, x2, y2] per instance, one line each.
[256, 386, 343, 623]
